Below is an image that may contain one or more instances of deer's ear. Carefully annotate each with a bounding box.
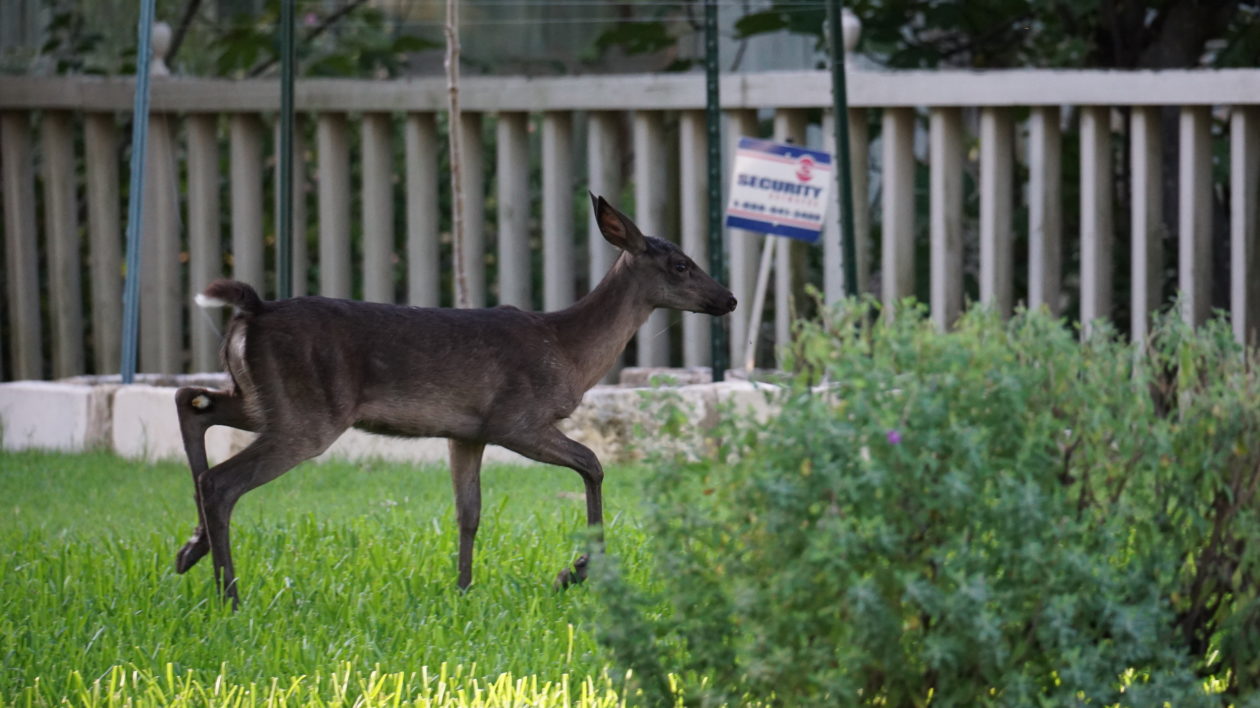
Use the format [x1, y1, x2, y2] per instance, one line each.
[591, 193, 647, 255]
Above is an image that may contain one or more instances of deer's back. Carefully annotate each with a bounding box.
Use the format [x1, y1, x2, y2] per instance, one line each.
[227, 297, 583, 442]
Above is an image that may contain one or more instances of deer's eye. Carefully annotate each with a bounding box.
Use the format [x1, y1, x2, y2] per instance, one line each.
[673, 262, 688, 273]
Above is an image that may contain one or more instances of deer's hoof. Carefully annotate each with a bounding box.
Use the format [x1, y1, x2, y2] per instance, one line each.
[174, 531, 209, 574]
[554, 554, 590, 590]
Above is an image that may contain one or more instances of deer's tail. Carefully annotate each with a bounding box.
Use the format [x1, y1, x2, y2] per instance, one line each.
[195, 279, 264, 315]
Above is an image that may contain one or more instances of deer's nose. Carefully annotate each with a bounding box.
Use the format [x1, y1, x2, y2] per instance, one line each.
[725, 295, 738, 312]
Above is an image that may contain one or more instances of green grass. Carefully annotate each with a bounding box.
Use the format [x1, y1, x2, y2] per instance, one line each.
[0, 449, 656, 706]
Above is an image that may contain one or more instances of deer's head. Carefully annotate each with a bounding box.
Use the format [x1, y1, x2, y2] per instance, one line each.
[591, 194, 737, 317]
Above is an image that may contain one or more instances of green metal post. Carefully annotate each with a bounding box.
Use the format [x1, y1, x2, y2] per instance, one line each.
[120, 0, 158, 384]
[828, 0, 859, 298]
[704, 0, 728, 381]
[277, 0, 295, 299]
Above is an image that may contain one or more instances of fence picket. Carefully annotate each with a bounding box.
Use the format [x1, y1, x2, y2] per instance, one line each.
[405, 113, 440, 308]
[84, 113, 122, 375]
[980, 107, 1014, 317]
[141, 113, 181, 374]
[725, 109, 760, 367]
[40, 111, 84, 378]
[1232, 107, 1260, 346]
[1130, 106, 1163, 341]
[772, 110, 807, 366]
[542, 111, 574, 311]
[882, 107, 916, 310]
[496, 112, 531, 309]
[1180, 106, 1213, 327]
[4, 70, 1260, 383]
[187, 114, 221, 372]
[459, 112, 486, 308]
[929, 107, 963, 330]
[362, 113, 394, 303]
[1080, 106, 1114, 335]
[680, 110, 710, 368]
[1029, 106, 1062, 317]
[634, 110, 670, 368]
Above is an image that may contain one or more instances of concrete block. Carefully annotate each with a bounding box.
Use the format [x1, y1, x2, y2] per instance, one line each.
[713, 379, 782, 425]
[561, 383, 722, 462]
[111, 385, 249, 464]
[317, 429, 532, 466]
[0, 381, 113, 451]
[6, 378, 789, 469]
[618, 366, 713, 387]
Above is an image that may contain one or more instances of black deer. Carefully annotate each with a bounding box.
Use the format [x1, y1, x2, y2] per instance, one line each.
[172, 194, 736, 604]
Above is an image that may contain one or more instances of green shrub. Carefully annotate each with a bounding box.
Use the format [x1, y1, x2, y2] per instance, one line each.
[593, 300, 1260, 706]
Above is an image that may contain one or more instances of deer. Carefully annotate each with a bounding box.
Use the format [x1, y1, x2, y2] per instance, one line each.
[171, 194, 737, 605]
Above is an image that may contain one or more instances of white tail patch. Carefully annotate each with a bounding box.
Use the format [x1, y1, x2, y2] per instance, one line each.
[195, 293, 227, 308]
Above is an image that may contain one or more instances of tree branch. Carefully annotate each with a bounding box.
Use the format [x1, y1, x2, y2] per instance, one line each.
[166, 0, 204, 71]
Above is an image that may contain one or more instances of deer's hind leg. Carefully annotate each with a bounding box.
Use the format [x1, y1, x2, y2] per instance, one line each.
[174, 387, 255, 574]
[197, 427, 342, 606]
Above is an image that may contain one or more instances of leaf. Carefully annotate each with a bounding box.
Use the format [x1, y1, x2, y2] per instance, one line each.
[733, 11, 789, 39]
[593, 21, 675, 56]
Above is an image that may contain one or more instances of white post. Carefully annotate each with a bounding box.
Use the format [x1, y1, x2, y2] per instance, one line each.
[744, 237, 776, 374]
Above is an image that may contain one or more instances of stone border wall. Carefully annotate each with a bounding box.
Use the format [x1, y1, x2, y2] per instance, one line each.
[0, 377, 779, 466]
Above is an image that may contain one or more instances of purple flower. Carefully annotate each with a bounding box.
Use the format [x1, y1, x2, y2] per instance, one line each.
[886, 429, 902, 445]
[304, 12, 320, 27]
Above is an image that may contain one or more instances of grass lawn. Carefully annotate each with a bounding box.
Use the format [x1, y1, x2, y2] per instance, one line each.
[0, 448, 657, 706]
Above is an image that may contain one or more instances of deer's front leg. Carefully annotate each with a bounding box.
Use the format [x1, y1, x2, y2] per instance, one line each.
[173, 387, 254, 574]
[448, 439, 486, 590]
[498, 427, 604, 587]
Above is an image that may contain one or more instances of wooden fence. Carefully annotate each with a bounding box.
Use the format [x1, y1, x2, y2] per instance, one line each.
[2, 52, 1259, 382]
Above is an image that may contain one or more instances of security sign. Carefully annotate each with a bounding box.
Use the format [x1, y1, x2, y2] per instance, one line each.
[725, 137, 833, 243]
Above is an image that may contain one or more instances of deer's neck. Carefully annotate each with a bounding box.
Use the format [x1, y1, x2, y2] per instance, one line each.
[547, 257, 655, 392]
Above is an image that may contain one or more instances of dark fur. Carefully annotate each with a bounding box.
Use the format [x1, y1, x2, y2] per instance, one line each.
[172, 195, 736, 604]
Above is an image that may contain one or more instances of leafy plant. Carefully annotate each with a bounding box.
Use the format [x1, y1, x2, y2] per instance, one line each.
[595, 299, 1260, 705]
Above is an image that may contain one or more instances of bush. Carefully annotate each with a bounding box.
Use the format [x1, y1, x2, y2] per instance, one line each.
[593, 300, 1260, 706]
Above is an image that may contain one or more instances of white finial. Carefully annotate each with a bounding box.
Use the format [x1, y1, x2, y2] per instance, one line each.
[842, 9, 861, 54]
[151, 21, 172, 76]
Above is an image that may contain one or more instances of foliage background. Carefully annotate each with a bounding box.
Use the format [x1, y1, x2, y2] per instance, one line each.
[596, 301, 1260, 705]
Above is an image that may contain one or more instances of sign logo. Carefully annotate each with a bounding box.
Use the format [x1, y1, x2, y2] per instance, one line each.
[724, 137, 833, 243]
[796, 156, 815, 183]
